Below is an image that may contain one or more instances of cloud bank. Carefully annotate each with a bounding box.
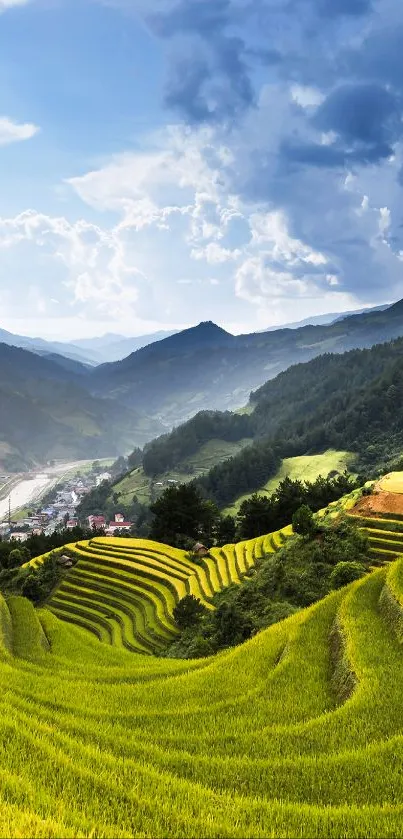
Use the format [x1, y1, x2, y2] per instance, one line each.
[1, 0, 403, 336]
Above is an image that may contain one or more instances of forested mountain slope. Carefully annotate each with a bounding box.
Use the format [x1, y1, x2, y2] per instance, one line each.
[89, 300, 403, 423]
[0, 344, 163, 471]
[139, 335, 403, 506]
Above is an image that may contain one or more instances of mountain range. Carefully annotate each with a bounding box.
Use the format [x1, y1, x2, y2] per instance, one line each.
[0, 301, 387, 367]
[2, 297, 403, 470]
[0, 326, 179, 367]
[0, 345, 163, 472]
[89, 299, 403, 425]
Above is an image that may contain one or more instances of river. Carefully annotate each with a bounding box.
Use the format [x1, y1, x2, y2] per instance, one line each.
[0, 460, 100, 520]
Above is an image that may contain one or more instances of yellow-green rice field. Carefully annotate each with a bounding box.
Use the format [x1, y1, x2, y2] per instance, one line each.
[1, 504, 403, 837]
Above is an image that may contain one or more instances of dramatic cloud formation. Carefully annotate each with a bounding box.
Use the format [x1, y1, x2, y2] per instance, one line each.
[1, 0, 403, 337]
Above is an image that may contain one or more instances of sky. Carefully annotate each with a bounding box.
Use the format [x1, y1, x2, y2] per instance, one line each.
[0, 0, 402, 339]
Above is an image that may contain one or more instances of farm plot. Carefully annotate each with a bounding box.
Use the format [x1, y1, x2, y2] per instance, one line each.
[0, 550, 402, 835]
[42, 529, 292, 653]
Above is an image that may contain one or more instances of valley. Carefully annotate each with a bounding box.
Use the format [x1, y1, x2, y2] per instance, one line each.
[1, 302, 403, 839]
[0, 475, 402, 836]
[0, 459, 111, 520]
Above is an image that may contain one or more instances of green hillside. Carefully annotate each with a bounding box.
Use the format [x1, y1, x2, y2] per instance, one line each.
[90, 299, 403, 423]
[224, 449, 356, 515]
[1, 499, 403, 835]
[0, 344, 164, 470]
[139, 334, 403, 510]
[113, 438, 253, 507]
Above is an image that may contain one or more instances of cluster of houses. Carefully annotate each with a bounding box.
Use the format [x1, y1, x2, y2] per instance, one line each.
[0, 471, 113, 542]
[87, 512, 134, 535]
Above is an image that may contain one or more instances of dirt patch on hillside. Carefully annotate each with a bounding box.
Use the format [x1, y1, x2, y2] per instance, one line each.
[351, 491, 403, 518]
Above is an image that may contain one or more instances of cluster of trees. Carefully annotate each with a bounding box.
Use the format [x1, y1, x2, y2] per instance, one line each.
[166, 518, 369, 658]
[13, 553, 64, 605]
[143, 411, 252, 477]
[147, 473, 358, 551]
[236, 473, 358, 539]
[149, 484, 236, 549]
[123, 335, 403, 513]
[0, 526, 98, 572]
[195, 440, 280, 507]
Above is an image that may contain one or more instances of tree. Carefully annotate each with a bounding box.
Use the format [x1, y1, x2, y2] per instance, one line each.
[215, 515, 236, 545]
[237, 494, 277, 540]
[6, 548, 25, 569]
[127, 448, 142, 470]
[330, 561, 366, 590]
[21, 573, 43, 604]
[150, 484, 220, 548]
[173, 595, 207, 629]
[292, 505, 315, 538]
[212, 601, 253, 648]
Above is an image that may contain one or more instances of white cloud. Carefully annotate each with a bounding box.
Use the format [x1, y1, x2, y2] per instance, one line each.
[249, 210, 327, 267]
[379, 207, 391, 239]
[290, 85, 324, 108]
[0, 117, 39, 146]
[191, 241, 242, 264]
[1, 113, 400, 338]
[0, 0, 32, 8]
[68, 126, 230, 226]
[0, 211, 152, 321]
[235, 257, 308, 305]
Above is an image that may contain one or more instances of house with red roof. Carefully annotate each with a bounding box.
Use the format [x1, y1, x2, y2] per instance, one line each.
[88, 515, 106, 529]
[105, 513, 133, 535]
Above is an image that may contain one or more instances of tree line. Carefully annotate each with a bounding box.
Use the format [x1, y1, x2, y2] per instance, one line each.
[145, 472, 358, 550]
[142, 411, 252, 477]
[166, 517, 369, 659]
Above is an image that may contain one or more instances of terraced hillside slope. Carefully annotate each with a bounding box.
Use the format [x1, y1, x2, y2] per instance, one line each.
[0, 547, 403, 835]
[347, 473, 403, 567]
[36, 529, 291, 652]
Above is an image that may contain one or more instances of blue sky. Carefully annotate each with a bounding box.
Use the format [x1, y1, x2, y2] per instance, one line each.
[0, 0, 402, 339]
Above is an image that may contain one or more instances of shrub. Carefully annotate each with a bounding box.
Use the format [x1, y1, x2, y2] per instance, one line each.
[330, 561, 366, 590]
[5, 549, 25, 569]
[173, 595, 207, 629]
[292, 505, 316, 538]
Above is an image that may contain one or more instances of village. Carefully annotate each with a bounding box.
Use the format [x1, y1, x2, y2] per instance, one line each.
[0, 466, 139, 543]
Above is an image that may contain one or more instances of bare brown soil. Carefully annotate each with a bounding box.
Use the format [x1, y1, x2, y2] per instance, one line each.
[351, 491, 403, 518]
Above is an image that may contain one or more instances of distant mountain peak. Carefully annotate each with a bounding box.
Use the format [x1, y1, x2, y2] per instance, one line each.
[387, 298, 403, 314]
[155, 320, 234, 350]
[187, 320, 232, 336]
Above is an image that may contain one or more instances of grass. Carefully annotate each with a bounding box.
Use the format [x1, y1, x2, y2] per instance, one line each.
[378, 471, 403, 493]
[0, 559, 402, 835]
[1, 487, 403, 836]
[113, 439, 253, 506]
[24, 526, 292, 653]
[224, 449, 356, 515]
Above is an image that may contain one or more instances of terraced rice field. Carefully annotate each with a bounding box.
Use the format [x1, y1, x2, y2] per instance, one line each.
[40, 529, 292, 653]
[0, 546, 403, 836]
[345, 474, 403, 566]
